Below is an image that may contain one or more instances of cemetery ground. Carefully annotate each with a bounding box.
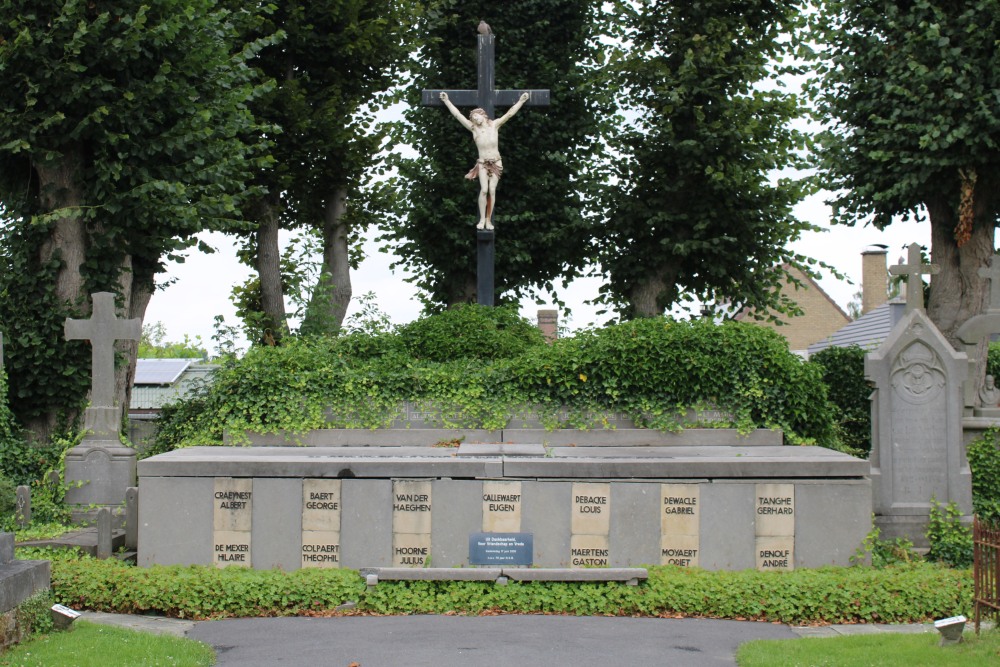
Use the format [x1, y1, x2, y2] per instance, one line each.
[2, 309, 999, 662]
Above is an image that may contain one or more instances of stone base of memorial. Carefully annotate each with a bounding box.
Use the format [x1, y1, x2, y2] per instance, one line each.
[65, 406, 136, 526]
[138, 429, 871, 571]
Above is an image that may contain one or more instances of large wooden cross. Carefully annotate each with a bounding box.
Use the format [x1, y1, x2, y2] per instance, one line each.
[421, 32, 550, 306]
[889, 243, 939, 313]
[65, 292, 141, 408]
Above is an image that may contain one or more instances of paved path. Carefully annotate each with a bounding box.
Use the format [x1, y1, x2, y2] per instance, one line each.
[81, 611, 937, 667]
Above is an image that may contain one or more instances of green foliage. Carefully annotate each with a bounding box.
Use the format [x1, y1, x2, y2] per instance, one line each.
[138, 322, 208, 360]
[152, 316, 839, 450]
[967, 428, 1000, 522]
[988, 342, 1000, 381]
[233, 0, 416, 339]
[388, 0, 603, 306]
[52, 559, 364, 619]
[1, 621, 215, 666]
[0, 473, 16, 520]
[0, 0, 275, 437]
[926, 499, 973, 569]
[851, 523, 917, 569]
[397, 304, 545, 362]
[739, 630, 1000, 667]
[597, 0, 818, 318]
[806, 0, 1000, 342]
[810, 346, 871, 457]
[47, 558, 970, 624]
[16, 590, 54, 637]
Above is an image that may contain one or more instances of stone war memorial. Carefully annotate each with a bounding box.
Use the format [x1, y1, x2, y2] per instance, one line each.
[134, 30, 873, 575]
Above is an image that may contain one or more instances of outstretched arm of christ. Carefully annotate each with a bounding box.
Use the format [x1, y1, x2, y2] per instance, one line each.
[439, 92, 472, 130]
[494, 92, 530, 128]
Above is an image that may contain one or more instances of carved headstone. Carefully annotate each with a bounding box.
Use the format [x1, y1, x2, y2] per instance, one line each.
[63, 292, 141, 521]
[866, 309, 971, 546]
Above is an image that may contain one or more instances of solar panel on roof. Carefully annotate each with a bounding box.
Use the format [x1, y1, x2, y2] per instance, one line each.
[134, 359, 192, 385]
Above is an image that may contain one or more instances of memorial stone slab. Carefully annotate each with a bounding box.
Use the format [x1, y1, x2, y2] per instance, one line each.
[570, 534, 610, 567]
[301, 479, 341, 569]
[956, 253, 1000, 412]
[866, 308, 971, 545]
[660, 484, 700, 567]
[755, 483, 794, 571]
[213, 478, 252, 568]
[571, 482, 610, 567]
[482, 481, 522, 533]
[393, 480, 432, 566]
[571, 482, 610, 535]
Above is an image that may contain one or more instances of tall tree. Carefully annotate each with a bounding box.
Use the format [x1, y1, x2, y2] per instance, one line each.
[386, 0, 604, 307]
[234, 1, 414, 341]
[808, 0, 1000, 379]
[0, 1, 271, 441]
[598, 0, 817, 319]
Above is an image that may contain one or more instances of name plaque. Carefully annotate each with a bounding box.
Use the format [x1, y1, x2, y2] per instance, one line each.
[755, 483, 794, 571]
[482, 481, 522, 532]
[393, 480, 432, 567]
[571, 482, 611, 568]
[660, 484, 700, 567]
[469, 532, 533, 566]
[301, 479, 341, 569]
[213, 477, 252, 568]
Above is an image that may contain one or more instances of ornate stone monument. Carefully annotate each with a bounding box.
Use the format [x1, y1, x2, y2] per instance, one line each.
[866, 245, 971, 546]
[64, 292, 141, 522]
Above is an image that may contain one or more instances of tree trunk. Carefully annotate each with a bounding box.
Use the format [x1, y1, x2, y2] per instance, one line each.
[36, 149, 87, 309]
[628, 266, 678, 318]
[302, 189, 352, 334]
[447, 276, 478, 307]
[116, 257, 155, 426]
[253, 193, 288, 344]
[926, 172, 999, 392]
[26, 150, 88, 442]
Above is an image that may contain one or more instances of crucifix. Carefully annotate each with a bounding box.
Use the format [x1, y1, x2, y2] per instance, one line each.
[65, 292, 141, 408]
[889, 243, 939, 313]
[421, 29, 550, 306]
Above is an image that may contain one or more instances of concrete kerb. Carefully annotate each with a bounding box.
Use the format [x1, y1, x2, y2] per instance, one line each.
[360, 567, 648, 587]
[76, 608, 944, 643]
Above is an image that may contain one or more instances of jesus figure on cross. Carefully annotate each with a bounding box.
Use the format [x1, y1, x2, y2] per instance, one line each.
[440, 90, 530, 230]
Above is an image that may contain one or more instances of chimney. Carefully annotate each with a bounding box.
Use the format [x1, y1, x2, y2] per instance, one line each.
[861, 247, 888, 315]
[537, 309, 558, 342]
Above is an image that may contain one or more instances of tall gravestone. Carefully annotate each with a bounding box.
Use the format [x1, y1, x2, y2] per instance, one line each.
[866, 245, 972, 545]
[957, 253, 1000, 414]
[64, 292, 141, 521]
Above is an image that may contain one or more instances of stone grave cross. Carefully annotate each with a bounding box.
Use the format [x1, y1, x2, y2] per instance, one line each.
[889, 243, 939, 313]
[979, 256, 1000, 312]
[421, 29, 550, 306]
[65, 292, 141, 408]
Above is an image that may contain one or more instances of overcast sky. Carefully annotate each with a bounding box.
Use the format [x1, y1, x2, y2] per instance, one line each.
[144, 186, 931, 355]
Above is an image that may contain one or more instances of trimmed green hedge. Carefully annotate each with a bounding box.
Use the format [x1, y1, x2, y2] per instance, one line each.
[152, 311, 839, 450]
[810, 346, 871, 457]
[39, 554, 970, 624]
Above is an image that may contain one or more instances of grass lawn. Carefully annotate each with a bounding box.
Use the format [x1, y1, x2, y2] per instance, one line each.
[737, 628, 1000, 666]
[0, 622, 214, 667]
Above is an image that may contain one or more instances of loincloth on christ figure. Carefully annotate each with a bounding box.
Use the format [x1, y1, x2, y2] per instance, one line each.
[465, 158, 503, 180]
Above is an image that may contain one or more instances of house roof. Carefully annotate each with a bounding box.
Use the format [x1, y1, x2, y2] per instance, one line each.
[733, 264, 851, 323]
[130, 360, 216, 411]
[807, 297, 906, 355]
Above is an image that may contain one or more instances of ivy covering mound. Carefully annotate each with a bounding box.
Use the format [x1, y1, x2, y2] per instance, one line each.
[39, 553, 969, 624]
[153, 307, 839, 450]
